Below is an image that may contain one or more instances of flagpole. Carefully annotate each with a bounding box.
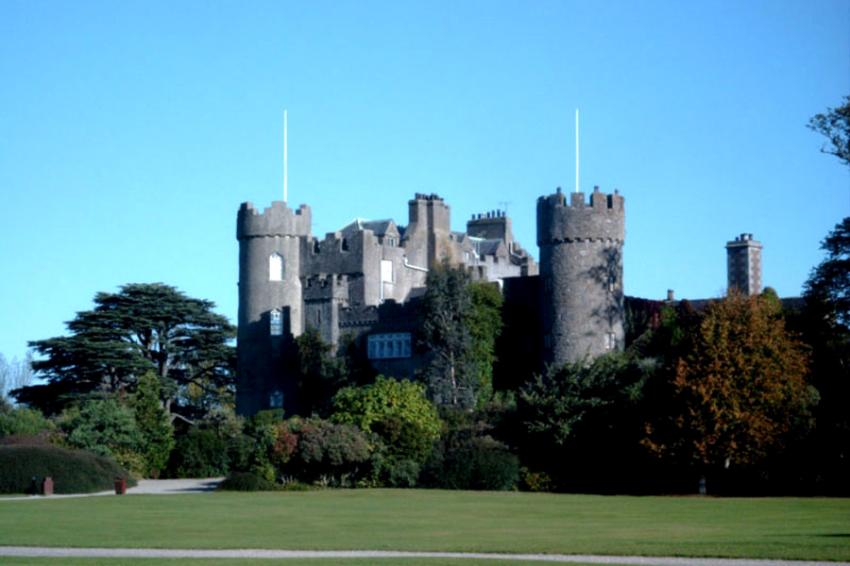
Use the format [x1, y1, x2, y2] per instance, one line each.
[575, 108, 580, 194]
[283, 110, 288, 203]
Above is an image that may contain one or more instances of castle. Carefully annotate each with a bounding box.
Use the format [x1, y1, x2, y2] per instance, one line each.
[236, 187, 626, 416]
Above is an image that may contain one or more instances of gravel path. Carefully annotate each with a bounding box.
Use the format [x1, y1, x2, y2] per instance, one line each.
[0, 478, 223, 501]
[0, 547, 846, 565]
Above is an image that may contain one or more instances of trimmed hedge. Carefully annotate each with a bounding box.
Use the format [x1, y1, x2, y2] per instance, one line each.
[218, 472, 277, 492]
[0, 445, 132, 494]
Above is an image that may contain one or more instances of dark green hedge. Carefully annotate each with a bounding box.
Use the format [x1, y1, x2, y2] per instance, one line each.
[218, 472, 277, 491]
[0, 445, 132, 494]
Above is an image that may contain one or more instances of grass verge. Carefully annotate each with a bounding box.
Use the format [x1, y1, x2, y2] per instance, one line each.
[0, 489, 847, 561]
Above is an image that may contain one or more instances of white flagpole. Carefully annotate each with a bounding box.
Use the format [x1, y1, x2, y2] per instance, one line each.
[575, 108, 580, 194]
[283, 110, 288, 203]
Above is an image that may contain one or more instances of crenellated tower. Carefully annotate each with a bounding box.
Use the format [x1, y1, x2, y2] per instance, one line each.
[236, 201, 311, 416]
[537, 186, 625, 365]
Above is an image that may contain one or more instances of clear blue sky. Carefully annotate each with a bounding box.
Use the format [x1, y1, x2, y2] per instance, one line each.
[1, 0, 848, 361]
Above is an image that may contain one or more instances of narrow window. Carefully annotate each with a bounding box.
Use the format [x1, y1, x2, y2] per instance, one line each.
[269, 253, 284, 281]
[270, 309, 283, 336]
[269, 390, 283, 408]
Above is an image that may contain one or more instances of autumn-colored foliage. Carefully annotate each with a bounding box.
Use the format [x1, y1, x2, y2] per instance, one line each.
[644, 292, 813, 471]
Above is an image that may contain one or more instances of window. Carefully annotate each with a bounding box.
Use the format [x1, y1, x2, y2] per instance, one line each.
[367, 333, 412, 360]
[381, 260, 394, 283]
[270, 309, 283, 336]
[269, 253, 284, 281]
[269, 390, 283, 408]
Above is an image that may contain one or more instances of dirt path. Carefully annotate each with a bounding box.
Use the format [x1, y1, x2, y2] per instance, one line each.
[0, 547, 846, 565]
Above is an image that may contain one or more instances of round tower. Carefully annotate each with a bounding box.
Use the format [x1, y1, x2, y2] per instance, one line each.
[236, 201, 311, 416]
[537, 186, 625, 366]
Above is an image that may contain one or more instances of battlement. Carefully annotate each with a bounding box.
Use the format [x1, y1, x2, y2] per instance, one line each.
[411, 193, 444, 202]
[237, 201, 312, 239]
[726, 233, 762, 248]
[537, 186, 625, 246]
[304, 274, 350, 301]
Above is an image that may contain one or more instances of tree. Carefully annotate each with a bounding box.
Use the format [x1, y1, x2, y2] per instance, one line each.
[0, 352, 33, 402]
[643, 293, 813, 483]
[421, 263, 477, 408]
[59, 398, 145, 474]
[14, 283, 235, 419]
[332, 376, 441, 465]
[132, 371, 175, 477]
[805, 217, 850, 329]
[808, 95, 850, 167]
[799, 217, 850, 492]
[517, 353, 650, 490]
[293, 327, 349, 416]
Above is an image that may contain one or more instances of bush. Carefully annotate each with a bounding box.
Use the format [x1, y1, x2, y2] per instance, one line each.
[0, 406, 53, 438]
[0, 445, 133, 494]
[332, 376, 441, 465]
[167, 428, 229, 477]
[218, 472, 277, 492]
[384, 457, 421, 488]
[293, 418, 372, 485]
[423, 435, 519, 491]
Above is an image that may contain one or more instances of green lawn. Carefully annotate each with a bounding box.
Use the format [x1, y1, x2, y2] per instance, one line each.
[0, 489, 847, 561]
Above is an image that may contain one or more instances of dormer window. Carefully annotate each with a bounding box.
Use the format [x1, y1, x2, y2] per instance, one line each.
[269, 253, 284, 281]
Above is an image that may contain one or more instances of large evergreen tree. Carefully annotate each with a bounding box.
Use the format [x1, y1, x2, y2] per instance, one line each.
[14, 283, 235, 419]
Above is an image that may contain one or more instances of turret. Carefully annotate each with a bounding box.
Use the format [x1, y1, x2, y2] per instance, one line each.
[725, 233, 762, 296]
[537, 186, 625, 365]
[236, 201, 311, 416]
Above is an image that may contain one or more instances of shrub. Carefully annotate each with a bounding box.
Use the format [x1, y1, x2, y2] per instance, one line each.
[332, 376, 441, 464]
[293, 418, 372, 485]
[59, 399, 142, 456]
[0, 445, 133, 494]
[218, 472, 277, 492]
[423, 435, 519, 491]
[384, 457, 421, 488]
[132, 372, 174, 478]
[167, 428, 229, 477]
[0, 406, 54, 438]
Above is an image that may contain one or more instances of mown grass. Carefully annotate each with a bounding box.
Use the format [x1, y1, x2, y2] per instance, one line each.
[0, 489, 847, 561]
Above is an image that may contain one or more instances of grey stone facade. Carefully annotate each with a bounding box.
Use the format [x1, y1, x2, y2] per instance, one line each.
[236, 193, 539, 416]
[537, 187, 625, 366]
[236, 188, 627, 416]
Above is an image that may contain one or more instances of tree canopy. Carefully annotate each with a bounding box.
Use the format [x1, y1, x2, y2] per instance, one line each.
[643, 292, 813, 472]
[805, 217, 850, 330]
[808, 95, 850, 167]
[420, 264, 503, 409]
[14, 283, 235, 419]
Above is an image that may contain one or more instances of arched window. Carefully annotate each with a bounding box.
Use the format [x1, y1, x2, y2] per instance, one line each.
[269, 253, 284, 281]
[270, 309, 283, 336]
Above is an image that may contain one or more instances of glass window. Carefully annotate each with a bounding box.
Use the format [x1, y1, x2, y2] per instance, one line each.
[269, 253, 284, 281]
[367, 333, 412, 360]
[270, 309, 283, 336]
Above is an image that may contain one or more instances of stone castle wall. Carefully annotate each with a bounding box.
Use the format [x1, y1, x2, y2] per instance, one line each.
[537, 187, 625, 365]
